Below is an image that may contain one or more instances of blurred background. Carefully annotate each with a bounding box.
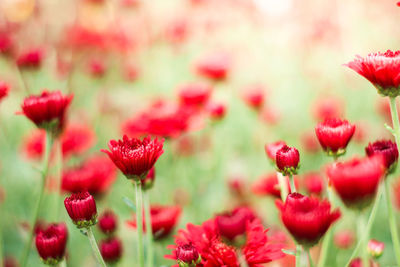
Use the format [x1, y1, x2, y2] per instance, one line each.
[1, 0, 400, 266]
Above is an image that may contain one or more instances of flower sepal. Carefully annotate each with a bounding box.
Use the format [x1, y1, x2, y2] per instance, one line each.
[375, 85, 400, 97]
[40, 257, 63, 266]
[277, 165, 300, 176]
[74, 215, 98, 229]
[178, 255, 201, 267]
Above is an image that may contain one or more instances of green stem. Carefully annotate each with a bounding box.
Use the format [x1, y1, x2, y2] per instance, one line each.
[389, 97, 400, 147]
[307, 249, 315, 267]
[134, 181, 144, 267]
[20, 132, 53, 267]
[289, 175, 296, 193]
[318, 185, 335, 267]
[86, 227, 107, 267]
[345, 187, 382, 267]
[384, 178, 400, 266]
[296, 245, 302, 267]
[277, 172, 288, 201]
[58, 258, 67, 267]
[358, 214, 368, 267]
[0, 205, 3, 267]
[53, 140, 63, 221]
[143, 191, 154, 267]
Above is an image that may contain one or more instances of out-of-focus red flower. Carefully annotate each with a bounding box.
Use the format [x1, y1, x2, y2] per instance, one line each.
[35, 223, 68, 265]
[64, 191, 97, 228]
[16, 48, 44, 70]
[397, 1, 400, 7]
[227, 175, 246, 198]
[215, 207, 256, 242]
[301, 131, 320, 153]
[120, 0, 140, 7]
[102, 135, 164, 180]
[265, 141, 286, 162]
[354, 121, 368, 143]
[100, 237, 123, 263]
[334, 229, 355, 249]
[326, 156, 385, 209]
[166, 218, 284, 266]
[206, 102, 226, 121]
[365, 140, 398, 173]
[141, 167, 155, 190]
[21, 90, 73, 135]
[0, 81, 10, 102]
[195, 53, 230, 81]
[62, 155, 117, 195]
[165, 19, 188, 44]
[242, 84, 265, 110]
[346, 50, 400, 97]
[3, 256, 18, 267]
[376, 98, 400, 124]
[276, 145, 300, 176]
[127, 205, 181, 239]
[260, 105, 281, 125]
[276, 193, 340, 247]
[22, 124, 95, 160]
[0, 31, 13, 55]
[98, 210, 118, 235]
[122, 101, 194, 138]
[88, 59, 107, 78]
[178, 82, 212, 108]
[349, 258, 378, 267]
[124, 64, 139, 82]
[367, 239, 384, 259]
[251, 173, 290, 198]
[312, 98, 343, 121]
[303, 172, 324, 196]
[315, 118, 355, 157]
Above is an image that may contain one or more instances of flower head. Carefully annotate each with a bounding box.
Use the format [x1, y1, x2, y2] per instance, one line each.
[102, 135, 164, 180]
[35, 223, 68, 265]
[334, 230, 355, 249]
[175, 243, 201, 266]
[21, 90, 73, 135]
[98, 210, 118, 235]
[326, 156, 385, 209]
[315, 118, 355, 157]
[100, 237, 123, 263]
[276, 145, 300, 176]
[64, 191, 97, 228]
[276, 193, 341, 247]
[16, 48, 44, 70]
[242, 84, 265, 110]
[303, 172, 324, 196]
[367, 239, 384, 259]
[178, 83, 212, 108]
[195, 53, 230, 81]
[365, 140, 398, 174]
[0, 81, 9, 102]
[206, 102, 227, 121]
[346, 50, 400, 97]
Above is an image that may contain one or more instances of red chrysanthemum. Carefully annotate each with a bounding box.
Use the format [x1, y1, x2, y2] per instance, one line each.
[276, 145, 300, 176]
[303, 172, 324, 196]
[365, 140, 398, 173]
[206, 102, 227, 121]
[334, 229, 355, 249]
[178, 83, 212, 108]
[276, 193, 341, 247]
[64, 191, 97, 228]
[102, 135, 164, 180]
[326, 156, 385, 209]
[346, 50, 400, 97]
[315, 118, 355, 156]
[215, 207, 257, 242]
[21, 90, 73, 135]
[16, 48, 44, 69]
[312, 97, 344, 121]
[195, 53, 230, 81]
[0, 81, 9, 102]
[35, 223, 68, 265]
[100, 237, 123, 263]
[127, 205, 181, 240]
[98, 210, 118, 235]
[242, 84, 265, 110]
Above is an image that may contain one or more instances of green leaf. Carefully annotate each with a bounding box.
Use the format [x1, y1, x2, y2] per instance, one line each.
[385, 123, 396, 136]
[282, 249, 296, 256]
[123, 196, 136, 212]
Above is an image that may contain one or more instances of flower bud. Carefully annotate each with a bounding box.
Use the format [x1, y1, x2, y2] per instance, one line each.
[98, 210, 117, 235]
[366, 140, 398, 174]
[100, 237, 123, 263]
[367, 239, 384, 259]
[64, 191, 97, 228]
[176, 243, 201, 267]
[276, 145, 300, 176]
[35, 223, 68, 265]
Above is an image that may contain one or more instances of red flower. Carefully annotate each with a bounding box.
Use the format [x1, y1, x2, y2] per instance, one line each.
[141, 167, 155, 190]
[303, 172, 324, 196]
[276, 193, 340, 247]
[16, 48, 44, 69]
[178, 82, 212, 108]
[35, 223, 68, 265]
[98, 210, 118, 235]
[365, 140, 398, 173]
[165, 19, 188, 45]
[276, 145, 300, 176]
[315, 118, 355, 157]
[326, 156, 385, 209]
[195, 53, 230, 81]
[122, 101, 193, 138]
[206, 102, 227, 120]
[127, 205, 181, 239]
[367, 239, 385, 259]
[0, 81, 9, 102]
[346, 50, 400, 97]
[312, 97, 344, 121]
[301, 131, 320, 153]
[175, 243, 201, 265]
[242, 84, 265, 110]
[334, 229, 355, 249]
[64, 191, 97, 228]
[62, 155, 117, 195]
[264, 141, 286, 162]
[88, 58, 107, 78]
[251, 173, 290, 198]
[0, 31, 13, 55]
[215, 207, 256, 242]
[166, 218, 284, 266]
[102, 135, 163, 180]
[21, 90, 73, 135]
[100, 237, 123, 263]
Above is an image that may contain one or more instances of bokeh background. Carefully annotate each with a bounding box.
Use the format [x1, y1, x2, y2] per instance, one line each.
[1, 0, 400, 266]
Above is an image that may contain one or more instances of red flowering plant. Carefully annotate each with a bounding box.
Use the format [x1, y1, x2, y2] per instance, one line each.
[35, 223, 68, 266]
[166, 216, 284, 266]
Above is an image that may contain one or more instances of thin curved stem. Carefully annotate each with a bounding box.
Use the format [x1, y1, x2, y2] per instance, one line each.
[53, 140, 63, 221]
[289, 174, 296, 193]
[344, 187, 382, 267]
[86, 227, 107, 267]
[20, 132, 53, 267]
[144, 191, 154, 267]
[134, 181, 144, 267]
[277, 172, 288, 201]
